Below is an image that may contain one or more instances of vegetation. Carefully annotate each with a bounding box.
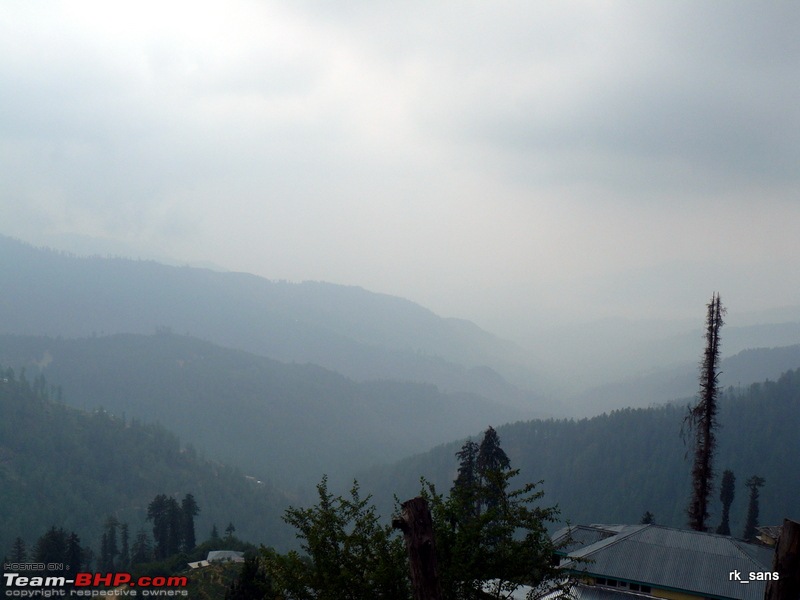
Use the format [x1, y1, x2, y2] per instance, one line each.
[640, 511, 656, 525]
[259, 477, 409, 599]
[0, 332, 525, 490]
[237, 427, 566, 599]
[716, 470, 736, 535]
[362, 367, 800, 534]
[0, 366, 292, 556]
[424, 427, 566, 599]
[147, 493, 199, 559]
[742, 475, 766, 542]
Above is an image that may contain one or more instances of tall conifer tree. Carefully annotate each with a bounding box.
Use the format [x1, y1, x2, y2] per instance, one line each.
[10, 537, 27, 563]
[742, 476, 766, 542]
[181, 494, 199, 552]
[716, 470, 736, 535]
[686, 293, 724, 531]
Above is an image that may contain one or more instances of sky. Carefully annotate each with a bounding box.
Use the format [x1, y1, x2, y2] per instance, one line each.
[2, 1, 799, 339]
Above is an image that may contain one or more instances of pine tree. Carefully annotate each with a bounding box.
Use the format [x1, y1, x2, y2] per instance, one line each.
[180, 494, 199, 552]
[640, 511, 656, 525]
[742, 476, 766, 542]
[119, 523, 130, 569]
[99, 516, 120, 570]
[226, 555, 275, 599]
[477, 426, 511, 513]
[427, 426, 565, 599]
[165, 497, 183, 557]
[147, 494, 170, 560]
[452, 439, 480, 519]
[477, 426, 510, 476]
[147, 494, 183, 559]
[131, 529, 152, 564]
[10, 537, 27, 563]
[716, 470, 736, 535]
[34, 527, 68, 564]
[686, 293, 725, 531]
[65, 533, 83, 572]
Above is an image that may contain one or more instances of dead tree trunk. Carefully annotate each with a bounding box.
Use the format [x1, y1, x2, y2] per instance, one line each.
[764, 518, 800, 600]
[393, 497, 442, 600]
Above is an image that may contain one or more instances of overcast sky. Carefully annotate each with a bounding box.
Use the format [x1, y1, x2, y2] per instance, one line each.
[2, 1, 799, 337]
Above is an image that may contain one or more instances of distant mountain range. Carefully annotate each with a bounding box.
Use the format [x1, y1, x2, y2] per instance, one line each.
[0, 234, 554, 415]
[571, 343, 800, 414]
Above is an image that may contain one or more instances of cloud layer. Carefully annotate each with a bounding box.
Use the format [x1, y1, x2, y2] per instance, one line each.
[2, 1, 799, 333]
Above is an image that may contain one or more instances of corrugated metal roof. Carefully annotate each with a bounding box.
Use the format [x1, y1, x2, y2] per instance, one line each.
[568, 585, 650, 600]
[206, 550, 245, 562]
[552, 525, 619, 554]
[541, 583, 675, 600]
[559, 525, 774, 600]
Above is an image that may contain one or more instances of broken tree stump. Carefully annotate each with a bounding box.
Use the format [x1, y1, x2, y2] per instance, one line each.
[765, 518, 800, 600]
[393, 496, 443, 600]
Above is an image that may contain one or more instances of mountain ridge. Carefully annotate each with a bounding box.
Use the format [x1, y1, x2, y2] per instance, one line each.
[0, 331, 531, 491]
[0, 233, 550, 413]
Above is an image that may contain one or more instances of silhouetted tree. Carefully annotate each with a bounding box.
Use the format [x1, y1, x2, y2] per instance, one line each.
[65, 532, 83, 572]
[180, 494, 199, 552]
[477, 426, 511, 513]
[640, 511, 656, 525]
[426, 426, 566, 599]
[686, 293, 725, 531]
[10, 537, 27, 562]
[99, 516, 120, 570]
[742, 476, 766, 542]
[144, 494, 201, 557]
[716, 470, 736, 535]
[119, 523, 130, 569]
[452, 439, 480, 519]
[226, 555, 275, 600]
[147, 494, 183, 559]
[130, 529, 152, 564]
[34, 527, 68, 564]
[165, 498, 182, 557]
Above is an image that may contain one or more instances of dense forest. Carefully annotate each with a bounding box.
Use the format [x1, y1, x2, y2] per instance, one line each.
[0, 366, 293, 557]
[362, 368, 800, 535]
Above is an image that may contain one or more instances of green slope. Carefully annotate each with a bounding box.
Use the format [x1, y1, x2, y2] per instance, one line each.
[361, 368, 800, 534]
[0, 332, 527, 490]
[0, 366, 293, 558]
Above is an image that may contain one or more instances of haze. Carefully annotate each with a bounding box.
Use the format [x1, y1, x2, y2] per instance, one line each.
[2, 1, 799, 340]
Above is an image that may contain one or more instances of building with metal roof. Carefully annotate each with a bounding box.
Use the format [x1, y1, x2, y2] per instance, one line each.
[549, 524, 776, 600]
[187, 550, 245, 569]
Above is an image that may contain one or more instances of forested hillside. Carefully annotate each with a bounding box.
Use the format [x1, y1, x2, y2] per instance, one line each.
[0, 366, 293, 558]
[362, 368, 800, 534]
[0, 332, 527, 489]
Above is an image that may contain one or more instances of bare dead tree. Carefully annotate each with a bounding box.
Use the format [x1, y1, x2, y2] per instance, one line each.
[686, 292, 725, 532]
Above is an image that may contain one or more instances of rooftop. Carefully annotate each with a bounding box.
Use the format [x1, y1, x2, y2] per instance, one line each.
[555, 524, 775, 600]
